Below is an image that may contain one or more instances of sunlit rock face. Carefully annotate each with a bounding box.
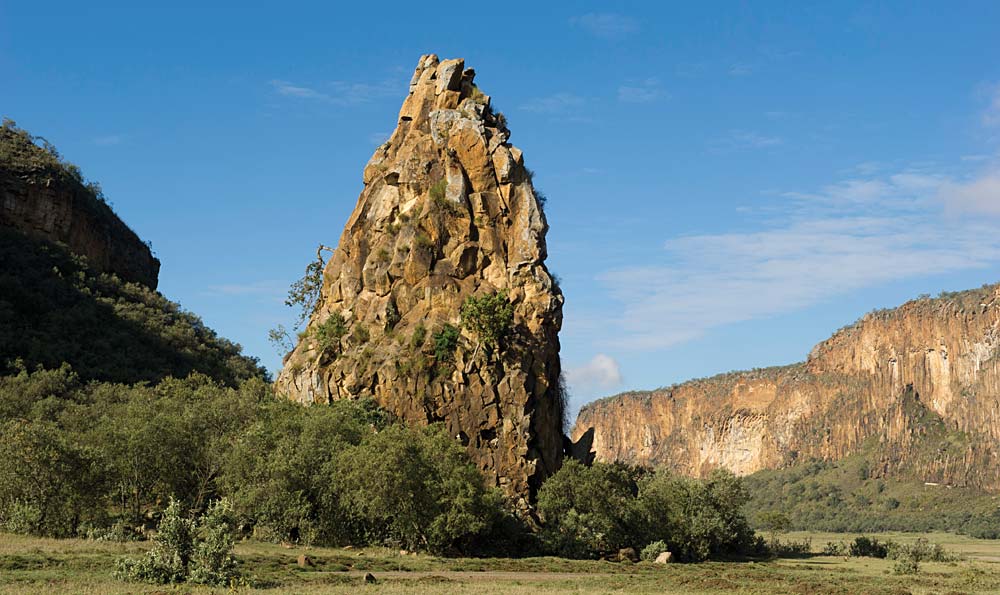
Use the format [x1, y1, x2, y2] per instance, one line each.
[574, 285, 1000, 489]
[276, 55, 565, 507]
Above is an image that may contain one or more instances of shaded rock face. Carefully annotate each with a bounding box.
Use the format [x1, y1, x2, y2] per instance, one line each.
[275, 55, 565, 505]
[574, 285, 1000, 490]
[0, 165, 160, 289]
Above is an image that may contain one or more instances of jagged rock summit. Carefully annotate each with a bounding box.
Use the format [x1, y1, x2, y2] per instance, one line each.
[275, 55, 565, 505]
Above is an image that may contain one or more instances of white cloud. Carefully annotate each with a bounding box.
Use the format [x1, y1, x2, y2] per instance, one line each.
[566, 354, 623, 389]
[570, 13, 639, 39]
[618, 78, 667, 103]
[596, 167, 1000, 350]
[269, 78, 400, 105]
[520, 93, 586, 114]
[939, 169, 1000, 215]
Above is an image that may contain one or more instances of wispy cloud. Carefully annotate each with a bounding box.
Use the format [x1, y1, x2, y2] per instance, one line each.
[939, 169, 1000, 215]
[520, 92, 586, 114]
[710, 130, 783, 152]
[93, 134, 124, 147]
[596, 166, 1000, 350]
[618, 78, 667, 103]
[269, 78, 401, 105]
[729, 63, 754, 77]
[271, 80, 329, 100]
[369, 131, 391, 145]
[570, 13, 639, 39]
[204, 280, 286, 298]
[565, 354, 623, 390]
[982, 83, 1000, 127]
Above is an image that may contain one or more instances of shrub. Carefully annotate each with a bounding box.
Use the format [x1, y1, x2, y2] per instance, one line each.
[410, 324, 427, 350]
[536, 460, 641, 559]
[641, 540, 670, 562]
[188, 499, 240, 586]
[849, 536, 891, 558]
[429, 179, 447, 203]
[893, 556, 920, 574]
[350, 323, 370, 345]
[460, 291, 514, 352]
[115, 498, 241, 586]
[327, 424, 502, 553]
[433, 324, 460, 363]
[313, 314, 347, 355]
[887, 537, 956, 563]
[636, 468, 758, 562]
[115, 499, 195, 584]
[0, 418, 98, 537]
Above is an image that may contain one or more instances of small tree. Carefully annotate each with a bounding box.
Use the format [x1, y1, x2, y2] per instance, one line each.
[757, 511, 791, 544]
[115, 498, 194, 584]
[460, 291, 514, 358]
[285, 245, 335, 327]
[115, 498, 241, 587]
[189, 499, 240, 586]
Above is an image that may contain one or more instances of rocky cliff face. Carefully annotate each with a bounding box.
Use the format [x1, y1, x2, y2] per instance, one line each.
[573, 285, 1000, 490]
[0, 124, 160, 288]
[275, 55, 565, 506]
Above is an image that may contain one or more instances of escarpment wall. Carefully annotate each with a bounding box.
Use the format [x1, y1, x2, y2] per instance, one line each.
[574, 286, 1000, 489]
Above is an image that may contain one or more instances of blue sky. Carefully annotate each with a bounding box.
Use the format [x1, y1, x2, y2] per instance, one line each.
[3, 2, 1000, 417]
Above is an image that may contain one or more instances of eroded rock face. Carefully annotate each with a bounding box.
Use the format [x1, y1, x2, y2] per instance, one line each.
[275, 55, 565, 506]
[573, 285, 1000, 489]
[0, 144, 160, 289]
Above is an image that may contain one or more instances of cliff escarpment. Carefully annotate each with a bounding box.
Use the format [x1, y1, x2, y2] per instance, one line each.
[0, 122, 160, 289]
[573, 285, 1000, 490]
[275, 55, 565, 506]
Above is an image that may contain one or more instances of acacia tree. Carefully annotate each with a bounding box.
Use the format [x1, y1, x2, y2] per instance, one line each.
[269, 244, 335, 355]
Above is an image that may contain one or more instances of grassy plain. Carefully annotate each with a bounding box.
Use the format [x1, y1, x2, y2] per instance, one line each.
[3, 531, 1000, 594]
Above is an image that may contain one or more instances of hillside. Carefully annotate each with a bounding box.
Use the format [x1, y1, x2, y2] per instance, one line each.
[0, 120, 265, 385]
[573, 284, 1000, 492]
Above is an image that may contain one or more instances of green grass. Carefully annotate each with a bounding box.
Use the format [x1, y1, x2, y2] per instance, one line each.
[4, 532, 1000, 594]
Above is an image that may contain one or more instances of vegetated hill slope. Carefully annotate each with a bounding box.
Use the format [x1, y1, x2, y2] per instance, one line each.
[0, 227, 266, 385]
[275, 55, 565, 506]
[0, 119, 160, 289]
[573, 284, 1000, 491]
[0, 119, 265, 385]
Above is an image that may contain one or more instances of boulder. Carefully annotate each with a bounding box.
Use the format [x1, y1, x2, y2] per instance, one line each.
[618, 547, 638, 563]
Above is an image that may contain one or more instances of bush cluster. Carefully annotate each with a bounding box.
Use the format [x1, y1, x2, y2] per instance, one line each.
[536, 460, 760, 561]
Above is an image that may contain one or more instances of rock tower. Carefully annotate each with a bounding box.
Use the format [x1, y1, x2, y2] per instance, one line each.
[276, 55, 565, 505]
